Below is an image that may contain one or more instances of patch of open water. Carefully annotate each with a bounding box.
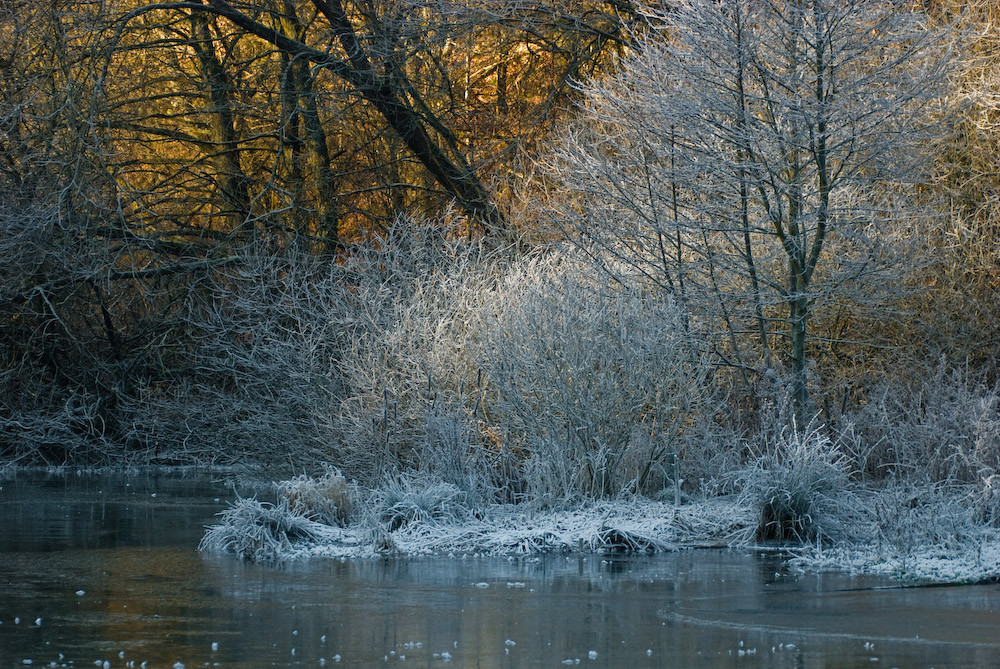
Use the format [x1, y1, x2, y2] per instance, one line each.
[1, 472, 998, 667]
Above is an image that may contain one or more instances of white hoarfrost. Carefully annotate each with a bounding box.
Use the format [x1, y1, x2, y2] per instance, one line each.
[792, 539, 1000, 584]
[791, 483, 1000, 584]
[201, 491, 751, 561]
[200, 474, 1000, 585]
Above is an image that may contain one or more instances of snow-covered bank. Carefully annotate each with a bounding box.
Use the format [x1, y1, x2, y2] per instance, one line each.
[199, 475, 1000, 586]
[791, 540, 1000, 585]
[200, 496, 753, 561]
[303, 497, 754, 559]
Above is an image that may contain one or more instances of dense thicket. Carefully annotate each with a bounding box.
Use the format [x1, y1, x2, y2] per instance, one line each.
[2, 0, 999, 510]
[0, 0, 629, 466]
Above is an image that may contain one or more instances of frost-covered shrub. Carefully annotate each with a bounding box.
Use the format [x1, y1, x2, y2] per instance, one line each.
[368, 475, 472, 531]
[123, 216, 505, 476]
[119, 245, 350, 466]
[199, 497, 329, 562]
[482, 254, 715, 504]
[416, 402, 506, 506]
[846, 363, 1000, 483]
[869, 482, 990, 558]
[973, 475, 1000, 527]
[276, 469, 354, 526]
[331, 217, 503, 487]
[738, 423, 858, 544]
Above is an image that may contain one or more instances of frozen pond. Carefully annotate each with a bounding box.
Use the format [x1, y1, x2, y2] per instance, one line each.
[1, 472, 999, 667]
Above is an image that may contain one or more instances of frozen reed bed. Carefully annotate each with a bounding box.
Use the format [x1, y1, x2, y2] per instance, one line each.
[199, 471, 752, 561]
[200, 460, 1000, 586]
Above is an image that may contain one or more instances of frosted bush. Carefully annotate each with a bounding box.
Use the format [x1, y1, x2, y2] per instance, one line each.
[119, 245, 350, 467]
[482, 254, 716, 504]
[973, 475, 1000, 527]
[868, 482, 992, 558]
[846, 363, 1000, 483]
[331, 216, 503, 486]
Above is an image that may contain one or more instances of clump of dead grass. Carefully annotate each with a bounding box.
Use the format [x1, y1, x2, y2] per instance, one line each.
[368, 474, 473, 531]
[737, 422, 860, 544]
[276, 468, 353, 526]
[199, 496, 334, 562]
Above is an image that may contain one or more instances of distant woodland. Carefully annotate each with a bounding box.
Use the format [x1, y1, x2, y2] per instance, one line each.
[2, 1, 999, 506]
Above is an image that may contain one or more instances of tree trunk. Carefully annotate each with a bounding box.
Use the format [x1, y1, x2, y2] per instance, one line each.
[280, 0, 341, 250]
[789, 291, 811, 422]
[189, 11, 252, 237]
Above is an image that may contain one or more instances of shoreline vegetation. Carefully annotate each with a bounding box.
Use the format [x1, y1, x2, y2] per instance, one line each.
[4, 1, 1000, 591]
[192, 465, 1000, 586]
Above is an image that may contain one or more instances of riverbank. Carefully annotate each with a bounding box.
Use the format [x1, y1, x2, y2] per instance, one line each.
[197, 472, 1000, 586]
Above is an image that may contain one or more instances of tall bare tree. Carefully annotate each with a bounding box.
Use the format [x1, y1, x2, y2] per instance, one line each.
[548, 0, 953, 419]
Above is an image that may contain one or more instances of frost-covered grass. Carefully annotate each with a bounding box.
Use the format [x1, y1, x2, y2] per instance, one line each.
[369, 474, 473, 531]
[200, 467, 1000, 587]
[735, 422, 865, 545]
[199, 472, 752, 562]
[288, 496, 750, 560]
[276, 469, 354, 526]
[790, 483, 1000, 583]
[792, 538, 1000, 584]
[198, 497, 343, 562]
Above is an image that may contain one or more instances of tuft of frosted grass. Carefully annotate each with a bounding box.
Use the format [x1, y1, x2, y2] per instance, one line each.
[736, 421, 861, 544]
[276, 469, 353, 526]
[199, 497, 338, 562]
[368, 474, 473, 531]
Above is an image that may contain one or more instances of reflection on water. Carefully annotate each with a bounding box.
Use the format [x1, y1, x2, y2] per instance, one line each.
[2, 472, 999, 668]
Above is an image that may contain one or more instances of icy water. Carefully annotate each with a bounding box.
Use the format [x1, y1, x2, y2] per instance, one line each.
[1, 473, 999, 668]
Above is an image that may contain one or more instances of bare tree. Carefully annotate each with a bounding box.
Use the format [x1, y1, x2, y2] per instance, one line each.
[547, 0, 954, 419]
